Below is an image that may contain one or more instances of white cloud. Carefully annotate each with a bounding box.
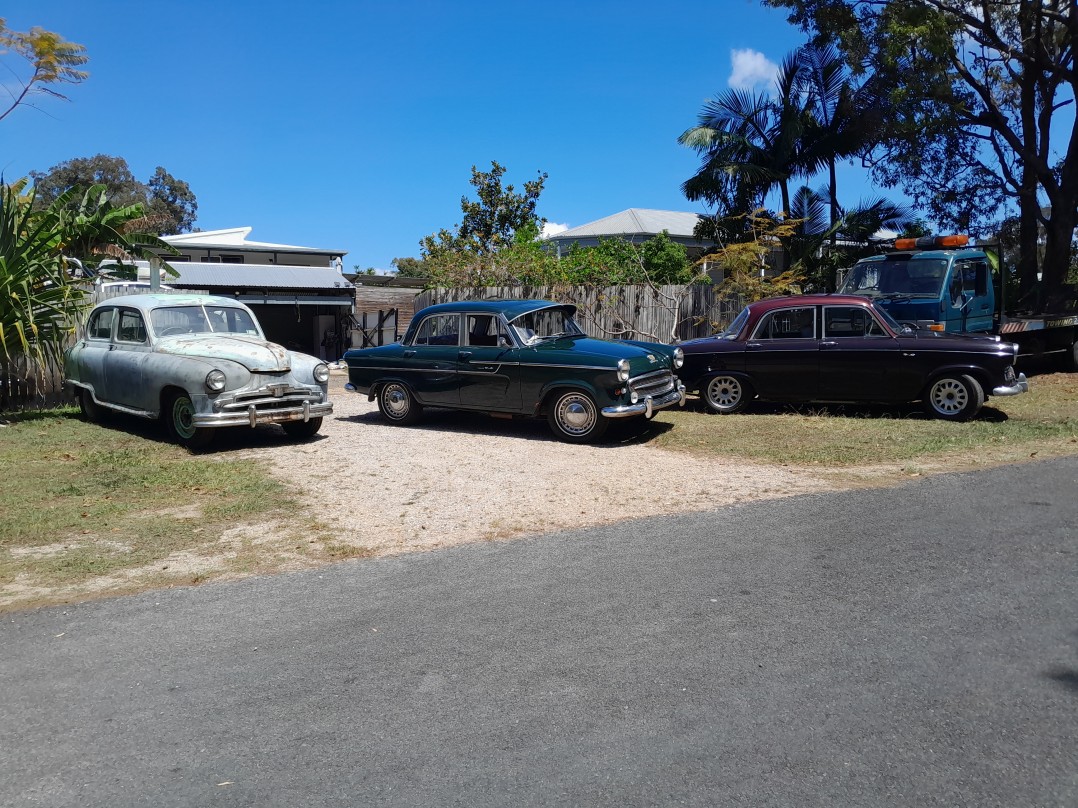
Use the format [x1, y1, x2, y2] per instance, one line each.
[541, 221, 569, 238]
[728, 48, 779, 92]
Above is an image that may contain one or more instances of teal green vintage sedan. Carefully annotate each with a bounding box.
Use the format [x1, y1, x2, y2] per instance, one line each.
[343, 300, 686, 442]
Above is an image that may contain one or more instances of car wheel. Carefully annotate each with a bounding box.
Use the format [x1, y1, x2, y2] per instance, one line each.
[164, 391, 214, 449]
[702, 374, 750, 414]
[78, 388, 104, 423]
[377, 382, 422, 425]
[282, 417, 323, 439]
[547, 389, 608, 443]
[923, 374, 984, 421]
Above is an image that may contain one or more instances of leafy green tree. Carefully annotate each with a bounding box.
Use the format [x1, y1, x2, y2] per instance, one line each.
[0, 19, 88, 123]
[0, 180, 177, 374]
[30, 155, 198, 235]
[420, 161, 547, 259]
[765, 0, 1077, 309]
[390, 256, 430, 278]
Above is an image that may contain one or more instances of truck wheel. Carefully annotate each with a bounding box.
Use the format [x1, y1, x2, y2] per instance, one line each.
[164, 391, 214, 449]
[923, 374, 984, 421]
[547, 389, 608, 443]
[1067, 336, 1078, 372]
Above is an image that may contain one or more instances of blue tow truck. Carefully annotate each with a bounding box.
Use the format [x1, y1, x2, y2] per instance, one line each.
[838, 234, 1078, 370]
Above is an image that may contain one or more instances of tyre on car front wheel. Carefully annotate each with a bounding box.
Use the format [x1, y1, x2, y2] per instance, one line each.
[923, 374, 984, 421]
[163, 390, 214, 449]
[547, 389, 608, 443]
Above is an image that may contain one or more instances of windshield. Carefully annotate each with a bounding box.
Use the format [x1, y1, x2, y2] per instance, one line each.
[840, 259, 949, 298]
[714, 308, 750, 340]
[150, 305, 261, 337]
[509, 307, 585, 345]
[870, 302, 904, 333]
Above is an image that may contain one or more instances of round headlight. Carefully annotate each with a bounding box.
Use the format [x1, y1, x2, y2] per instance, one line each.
[673, 347, 684, 369]
[205, 369, 226, 392]
[617, 358, 631, 382]
[313, 363, 331, 383]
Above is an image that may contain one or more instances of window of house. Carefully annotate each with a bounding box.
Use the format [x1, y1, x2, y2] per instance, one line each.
[220, 254, 245, 264]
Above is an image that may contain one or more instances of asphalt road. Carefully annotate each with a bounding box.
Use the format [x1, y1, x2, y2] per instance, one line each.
[2, 457, 1077, 807]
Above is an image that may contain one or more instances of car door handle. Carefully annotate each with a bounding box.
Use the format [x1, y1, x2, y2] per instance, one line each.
[820, 341, 838, 349]
[902, 352, 917, 357]
[746, 342, 763, 351]
[403, 350, 415, 357]
[458, 351, 473, 361]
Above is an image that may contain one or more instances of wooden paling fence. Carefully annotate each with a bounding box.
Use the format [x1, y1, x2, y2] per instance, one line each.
[414, 284, 746, 343]
[0, 357, 67, 413]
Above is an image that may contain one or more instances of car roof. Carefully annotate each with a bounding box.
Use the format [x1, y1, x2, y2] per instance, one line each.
[415, 299, 577, 320]
[91, 293, 250, 310]
[747, 294, 875, 312]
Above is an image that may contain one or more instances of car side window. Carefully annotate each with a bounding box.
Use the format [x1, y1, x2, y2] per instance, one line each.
[86, 308, 116, 341]
[823, 306, 888, 338]
[753, 307, 816, 340]
[116, 309, 148, 344]
[466, 315, 500, 346]
[412, 314, 460, 346]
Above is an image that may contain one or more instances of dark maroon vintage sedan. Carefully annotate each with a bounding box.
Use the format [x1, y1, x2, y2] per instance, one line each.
[677, 294, 1028, 420]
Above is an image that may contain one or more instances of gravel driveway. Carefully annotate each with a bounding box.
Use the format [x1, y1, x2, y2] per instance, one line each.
[240, 373, 844, 558]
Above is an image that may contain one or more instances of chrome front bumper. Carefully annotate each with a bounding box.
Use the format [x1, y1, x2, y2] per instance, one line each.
[193, 399, 333, 428]
[992, 372, 1029, 397]
[602, 383, 687, 419]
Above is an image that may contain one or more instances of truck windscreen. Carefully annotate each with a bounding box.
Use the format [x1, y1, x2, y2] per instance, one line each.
[841, 259, 949, 298]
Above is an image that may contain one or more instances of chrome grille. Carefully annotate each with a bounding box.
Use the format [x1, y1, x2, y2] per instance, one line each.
[218, 384, 323, 413]
[628, 369, 676, 396]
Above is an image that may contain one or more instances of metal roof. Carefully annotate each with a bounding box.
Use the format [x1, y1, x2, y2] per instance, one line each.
[155, 262, 354, 291]
[544, 209, 706, 240]
[163, 227, 346, 256]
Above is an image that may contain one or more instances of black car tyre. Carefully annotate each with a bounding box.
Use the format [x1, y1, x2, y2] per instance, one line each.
[1067, 336, 1078, 372]
[923, 374, 984, 421]
[78, 388, 104, 423]
[547, 389, 608, 443]
[377, 382, 423, 425]
[164, 390, 214, 449]
[282, 417, 323, 439]
[702, 374, 750, 414]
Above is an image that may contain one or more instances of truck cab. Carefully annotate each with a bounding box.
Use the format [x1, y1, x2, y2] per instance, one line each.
[838, 235, 995, 334]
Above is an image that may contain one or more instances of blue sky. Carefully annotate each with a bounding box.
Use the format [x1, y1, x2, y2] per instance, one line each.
[3, 1, 852, 270]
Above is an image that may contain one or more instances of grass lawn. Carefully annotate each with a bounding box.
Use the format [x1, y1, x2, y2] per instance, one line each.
[2, 372, 1075, 612]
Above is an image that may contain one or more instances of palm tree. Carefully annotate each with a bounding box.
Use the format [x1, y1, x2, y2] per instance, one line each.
[679, 53, 811, 219]
[795, 45, 887, 233]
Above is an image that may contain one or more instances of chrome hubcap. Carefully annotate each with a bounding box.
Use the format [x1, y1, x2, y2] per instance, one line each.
[383, 386, 410, 419]
[556, 394, 596, 436]
[707, 376, 742, 410]
[930, 379, 968, 414]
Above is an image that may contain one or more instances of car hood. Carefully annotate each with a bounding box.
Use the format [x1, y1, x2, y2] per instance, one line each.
[156, 334, 292, 371]
[530, 336, 671, 368]
[898, 329, 1011, 351]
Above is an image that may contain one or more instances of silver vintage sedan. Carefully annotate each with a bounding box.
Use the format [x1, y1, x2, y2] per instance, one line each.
[65, 294, 333, 448]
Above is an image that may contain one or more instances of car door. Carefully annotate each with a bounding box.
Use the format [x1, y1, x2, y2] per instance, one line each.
[404, 313, 462, 406]
[458, 314, 521, 410]
[77, 306, 116, 402]
[744, 306, 819, 400]
[103, 307, 152, 410]
[817, 305, 900, 401]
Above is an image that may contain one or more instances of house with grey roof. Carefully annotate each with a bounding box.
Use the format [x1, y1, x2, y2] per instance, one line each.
[137, 227, 356, 359]
[542, 209, 715, 259]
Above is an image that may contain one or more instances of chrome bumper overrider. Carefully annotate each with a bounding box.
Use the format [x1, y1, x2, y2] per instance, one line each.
[992, 372, 1029, 397]
[602, 383, 686, 419]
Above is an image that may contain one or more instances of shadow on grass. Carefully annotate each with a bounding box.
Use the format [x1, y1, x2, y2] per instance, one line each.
[681, 395, 1009, 423]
